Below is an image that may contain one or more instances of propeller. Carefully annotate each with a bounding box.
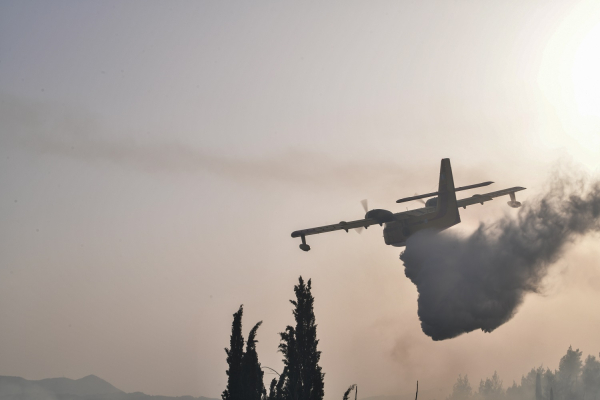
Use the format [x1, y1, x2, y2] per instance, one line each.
[355, 199, 369, 234]
[414, 193, 426, 205]
[361, 199, 368, 213]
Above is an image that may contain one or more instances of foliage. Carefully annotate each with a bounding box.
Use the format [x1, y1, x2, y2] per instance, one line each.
[222, 305, 265, 400]
[506, 366, 547, 400]
[274, 277, 325, 400]
[342, 385, 356, 400]
[447, 375, 472, 400]
[556, 346, 583, 400]
[241, 321, 266, 400]
[223, 305, 245, 400]
[478, 371, 504, 400]
[448, 347, 600, 400]
[582, 354, 600, 399]
[535, 372, 542, 400]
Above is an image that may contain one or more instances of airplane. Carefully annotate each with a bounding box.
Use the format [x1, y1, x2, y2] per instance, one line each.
[291, 158, 525, 251]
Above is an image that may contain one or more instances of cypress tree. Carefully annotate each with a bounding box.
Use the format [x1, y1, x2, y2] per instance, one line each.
[266, 371, 287, 400]
[223, 305, 244, 400]
[222, 305, 267, 400]
[342, 385, 356, 400]
[241, 321, 266, 400]
[279, 326, 300, 399]
[278, 277, 325, 400]
[267, 379, 278, 400]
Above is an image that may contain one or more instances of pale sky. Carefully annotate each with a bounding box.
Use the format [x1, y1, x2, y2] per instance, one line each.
[1, 1, 600, 399]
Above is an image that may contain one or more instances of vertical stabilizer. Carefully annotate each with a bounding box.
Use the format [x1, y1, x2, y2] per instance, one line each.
[435, 158, 461, 226]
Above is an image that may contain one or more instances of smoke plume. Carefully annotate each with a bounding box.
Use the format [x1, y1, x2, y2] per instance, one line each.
[401, 170, 600, 341]
[0, 93, 422, 190]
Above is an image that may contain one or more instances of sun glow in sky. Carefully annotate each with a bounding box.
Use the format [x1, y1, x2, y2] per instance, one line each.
[538, 0, 600, 162]
[573, 23, 600, 118]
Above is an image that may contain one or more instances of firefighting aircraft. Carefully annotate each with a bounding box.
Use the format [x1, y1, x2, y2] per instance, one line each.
[291, 158, 525, 251]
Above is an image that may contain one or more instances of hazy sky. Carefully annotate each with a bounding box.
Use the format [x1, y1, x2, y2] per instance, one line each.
[1, 1, 600, 399]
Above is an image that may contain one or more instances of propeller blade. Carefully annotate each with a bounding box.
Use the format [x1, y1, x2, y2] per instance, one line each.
[414, 193, 426, 205]
[360, 199, 368, 213]
[355, 199, 368, 234]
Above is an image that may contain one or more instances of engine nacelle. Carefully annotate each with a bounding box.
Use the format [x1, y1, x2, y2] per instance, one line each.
[383, 220, 409, 247]
[425, 197, 438, 207]
[365, 209, 395, 224]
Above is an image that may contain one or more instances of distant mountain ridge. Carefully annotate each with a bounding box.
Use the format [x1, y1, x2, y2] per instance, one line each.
[0, 375, 218, 400]
[0, 375, 432, 400]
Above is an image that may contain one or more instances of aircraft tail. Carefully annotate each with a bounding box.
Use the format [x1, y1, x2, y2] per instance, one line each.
[435, 158, 461, 227]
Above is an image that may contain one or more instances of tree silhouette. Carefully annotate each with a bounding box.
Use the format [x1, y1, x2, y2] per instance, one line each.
[535, 372, 542, 400]
[342, 384, 356, 400]
[223, 305, 244, 400]
[447, 347, 600, 400]
[241, 321, 266, 400]
[266, 371, 287, 400]
[582, 354, 600, 400]
[557, 346, 583, 400]
[447, 375, 472, 400]
[277, 277, 325, 400]
[478, 371, 503, 400]
[222, 305, 265, 400]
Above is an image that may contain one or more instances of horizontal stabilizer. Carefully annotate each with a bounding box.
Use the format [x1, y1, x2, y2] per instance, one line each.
[396, 181, 494, 204]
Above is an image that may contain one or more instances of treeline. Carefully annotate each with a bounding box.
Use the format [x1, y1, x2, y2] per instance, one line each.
[448, 346, 600, 400]
[221, 277, 332, 400]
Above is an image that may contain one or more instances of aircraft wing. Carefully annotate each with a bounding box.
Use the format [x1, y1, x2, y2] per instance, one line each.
[291, 218, 380, 238]
[457, 186, 526, 208]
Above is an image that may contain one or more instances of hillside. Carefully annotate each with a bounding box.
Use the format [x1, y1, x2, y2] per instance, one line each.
[0, 375, 217, 400]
